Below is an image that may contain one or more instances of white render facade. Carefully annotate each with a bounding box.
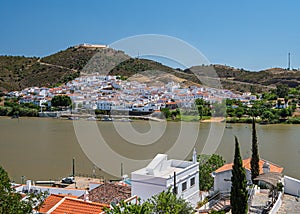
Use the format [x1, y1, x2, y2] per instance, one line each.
[131, 153, 199, 206]
[213, 169, 252, 192]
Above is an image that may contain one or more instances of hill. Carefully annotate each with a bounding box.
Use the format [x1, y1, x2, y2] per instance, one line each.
[1, 45, 300, 93]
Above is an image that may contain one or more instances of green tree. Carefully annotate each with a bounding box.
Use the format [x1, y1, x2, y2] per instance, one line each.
[230, 137, 248, 214]
[198, 154, 225, 191]
[276, 84, 289, 98]
[104, 200, 152, 214]
[250, 118, 259, 185]
[212, 101, 226, 117]
[0, 166, 47, 213]
[51, 95, 71, 108]
[148, 188, 193, 214]
[279, 108, 291, 118]
[105, 189, 193, 214]
[235, 107, 244, 119]
[226, 106, 235, 117]
[261, 110, 275, 122]
[198, 105, 204, 119]
[170, 108, 180, 120]
[161, 108, 171, 119]
[195, 98, 211, 118]
[195, 98, 205, 106]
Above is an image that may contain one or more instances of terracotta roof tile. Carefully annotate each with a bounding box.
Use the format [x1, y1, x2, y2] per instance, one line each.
[39, 194, 65, 213]
[51, 197, 107, 214]
[215, 158, 283, 174]
[79, 183, 131, 204]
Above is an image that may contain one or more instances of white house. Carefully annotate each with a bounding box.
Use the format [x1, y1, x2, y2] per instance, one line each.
[213, 158, 284, 192]
[131, 150, 200, 207]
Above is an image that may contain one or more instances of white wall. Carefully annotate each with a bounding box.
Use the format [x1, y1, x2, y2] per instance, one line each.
[16, 185, 86, 197]
[214, 169, 251, 192]
[214, 170, 232, 192]
[284, 175, 300, 196]
[131, 163, 199, 204]
[131, 174, 166, 202]
[167, 166, 199, 200]
[269, 191, 283, 214]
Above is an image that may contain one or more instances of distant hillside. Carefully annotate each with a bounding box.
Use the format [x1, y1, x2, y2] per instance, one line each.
[185, 65, 300, 92]
[0, 55, 80, 92]
[1, 44, 300, 93]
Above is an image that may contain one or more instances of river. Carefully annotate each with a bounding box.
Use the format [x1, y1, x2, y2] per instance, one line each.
[0, 117, 299, 183]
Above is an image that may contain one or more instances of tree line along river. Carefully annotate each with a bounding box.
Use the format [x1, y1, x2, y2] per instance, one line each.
[0, 117, 299, 183]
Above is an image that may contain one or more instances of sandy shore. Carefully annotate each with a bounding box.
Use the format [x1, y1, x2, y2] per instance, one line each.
[201, 117, 225, 123]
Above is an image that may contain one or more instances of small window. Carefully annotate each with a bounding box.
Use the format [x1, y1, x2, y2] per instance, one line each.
[182, 182, 187, 191]
[190, 177, 195, 187]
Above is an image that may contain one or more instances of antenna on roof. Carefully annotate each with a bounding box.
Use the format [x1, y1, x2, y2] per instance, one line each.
[288, 52, 291, 70]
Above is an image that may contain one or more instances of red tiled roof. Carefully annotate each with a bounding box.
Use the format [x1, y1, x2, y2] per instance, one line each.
[39, 194, 65, 213]
[215, 158, 284, 174]
[50, 197, 107, 214]
[38, 194, 108, 214]
[79, 183, 131, 204]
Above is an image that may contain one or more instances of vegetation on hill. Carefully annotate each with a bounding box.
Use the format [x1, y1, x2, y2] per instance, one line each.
[0, 55, 79, 92]
[0, 56, 39, 92]
[41, 46, 100, 70]
[41, 46, 129, 74]
[226, 85, 300, 124]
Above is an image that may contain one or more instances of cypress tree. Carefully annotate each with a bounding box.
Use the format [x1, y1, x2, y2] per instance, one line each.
[230, 136, 248, 214]
[250, 117, 260, 184]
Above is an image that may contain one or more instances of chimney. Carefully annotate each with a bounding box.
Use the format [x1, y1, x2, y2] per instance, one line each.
[263, 161, 270, 174]
[26, 180, 31, 192]
[83, 190, 89, 201]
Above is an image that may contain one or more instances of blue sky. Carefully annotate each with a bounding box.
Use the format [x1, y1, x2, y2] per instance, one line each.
[0, 0, 299, 71]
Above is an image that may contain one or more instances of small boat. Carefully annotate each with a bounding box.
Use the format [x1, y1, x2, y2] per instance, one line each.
[118, 118, 132, 122]
[68, 116, 79, 120]
[87, 116, 97, 121]
[11, 115, 19, 119]
[225, 125, 233, 129]
[101, 117, 114, 121]
[259, 121, 268, 125]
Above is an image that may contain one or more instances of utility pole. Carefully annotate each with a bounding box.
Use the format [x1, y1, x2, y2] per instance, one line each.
[121, 162, 123, 177]
[72, 157, 75, 177]
[173, 171, 177, 195]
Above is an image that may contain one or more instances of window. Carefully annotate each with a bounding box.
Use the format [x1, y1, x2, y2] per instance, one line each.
[190, 177, 195, 187]
[182, 182, 187, 191]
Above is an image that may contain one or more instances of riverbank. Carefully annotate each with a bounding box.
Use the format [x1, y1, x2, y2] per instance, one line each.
[5, 114, 300, 124]
[226, 116, 300, 124]
[201, 117, 225, 123]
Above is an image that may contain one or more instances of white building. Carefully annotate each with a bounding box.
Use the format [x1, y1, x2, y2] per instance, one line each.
[131, 151, 200, 207]
[96, 100, 114, 110]
[213, 158, 284, 192]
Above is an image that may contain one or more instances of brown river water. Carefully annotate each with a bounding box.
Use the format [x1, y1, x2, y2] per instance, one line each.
[0, 117, 299, 183]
